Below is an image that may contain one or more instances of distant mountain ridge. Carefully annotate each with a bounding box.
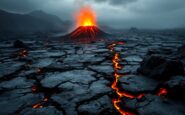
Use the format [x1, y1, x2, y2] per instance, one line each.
[0, 9, 70, 35]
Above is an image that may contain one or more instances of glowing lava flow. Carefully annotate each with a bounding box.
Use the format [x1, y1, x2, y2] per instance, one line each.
[157, 88, 167, 96]
[17, 49, 28, 57]
[75, 6, 97, 27]
[108, 42, 144, 115]
[32, 98, 48, 109]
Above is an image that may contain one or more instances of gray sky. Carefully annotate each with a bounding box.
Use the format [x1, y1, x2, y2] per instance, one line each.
[0, 0, 185, 29]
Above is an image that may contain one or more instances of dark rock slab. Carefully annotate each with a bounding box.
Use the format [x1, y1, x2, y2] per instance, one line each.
[88, 65, 114, 75]
[138, 55, 184, 80]
[0, 62, 24, 78]
[78, 95, 114, 115]
[0, 92, 43, 115]
[0, 77, 33, 89]
[20, 106, 62, 115]
[13, 40, 27, 48]
[118, 75, 158, 93]
[118, 65, 139, 74]
[51, 80, 111, 115]
[125, 55, 143, 63]
[165, 76, 185, 99]
[41, 70, 96, 88]
[43, 63, 78, 72]
[122, 94, 185, 115]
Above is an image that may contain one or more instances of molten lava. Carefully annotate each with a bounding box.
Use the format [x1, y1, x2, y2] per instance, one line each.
[157, 88, 167, 96]
[32, 85, 38, 93]
[108, 42, 145, 115]
[75, 6, 97, 27]
[62, 6, 108, 43]
[32, 97, 49, 109]
[17, 49, 28, 57]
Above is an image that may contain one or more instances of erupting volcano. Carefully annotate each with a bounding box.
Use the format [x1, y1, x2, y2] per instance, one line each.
[76, 6, 97, 27]
[62, 6, 109, 43]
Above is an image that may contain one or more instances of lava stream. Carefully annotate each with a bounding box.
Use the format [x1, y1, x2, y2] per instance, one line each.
[108, 42, 143, 115]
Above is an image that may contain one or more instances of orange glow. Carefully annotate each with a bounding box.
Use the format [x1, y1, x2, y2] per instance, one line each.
[75, 6, 97, 27]
[157, 88, 167, 96]
[32, 98, 48, 109]
[112, 53, 122, 70]
[32, 85, 37, 93]
[109, 42, 145, 115]
[113, 99, 134, 115]
[43, 98, 48, 102]
[108, 44, 116, 52]
[137, 93, 145, 99]
[32, 103, 43, 109]
[18, 49, 28, 57]
[37, 68, 43, 74]
[117, 42, 125, 45]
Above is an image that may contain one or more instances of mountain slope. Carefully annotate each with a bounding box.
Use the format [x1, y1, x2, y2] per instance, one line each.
[29, 10, 70, 32]
[0, 9, 70, 35]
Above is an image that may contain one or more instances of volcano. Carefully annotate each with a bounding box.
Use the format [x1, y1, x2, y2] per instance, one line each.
[62, 26, 109, 43]
[60, 6, 111, 43]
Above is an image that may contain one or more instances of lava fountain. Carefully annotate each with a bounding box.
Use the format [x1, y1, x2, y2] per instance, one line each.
[62, 6, 108, 43]
[75, 6, 97, 27]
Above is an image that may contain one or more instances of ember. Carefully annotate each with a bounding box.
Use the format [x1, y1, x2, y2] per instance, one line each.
[37, 68, 43, 74]
[113, 99, 134, 115]
[32, 103, 43, 109]
[157, 88, 167, 96]
[17, 49, 28, 57]
[32, 85, 39, 93]
[32, 98, 49, 109]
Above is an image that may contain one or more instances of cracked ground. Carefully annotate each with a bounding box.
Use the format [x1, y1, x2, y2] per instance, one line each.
[0, 32, 185, 115]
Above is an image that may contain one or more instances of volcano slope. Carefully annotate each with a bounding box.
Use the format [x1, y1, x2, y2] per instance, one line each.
[61, 26, 110, 43]
[0, 30, 185, 115]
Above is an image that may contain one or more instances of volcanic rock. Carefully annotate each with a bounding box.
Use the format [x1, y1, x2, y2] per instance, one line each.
[1, 31, 185, 115]
[118, 75, 158, 93]
[0, 93, 42, 115]
[0, 77, 33, 89]
[41, 70, 96, 88]
[137, 55, 184, 80]
[61, 26, 110, 43]
[78, 95, 114, 114]
[122, 94, 185, 115]
[117, 65, 139, 74]
[13, 40, 27, 48]
[88, 65, 114, 75]
[177, 44, 185, 60]
[178, 44, 185, 52]
[165, 76, 185, 99]
[0, 62, 24, 78]
[20, 106, 62, 115]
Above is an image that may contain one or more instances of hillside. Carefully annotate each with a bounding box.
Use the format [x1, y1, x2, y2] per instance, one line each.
[0, 9, 70, 36]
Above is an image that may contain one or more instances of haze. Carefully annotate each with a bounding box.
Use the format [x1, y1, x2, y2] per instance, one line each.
[0, 0, 185, 29]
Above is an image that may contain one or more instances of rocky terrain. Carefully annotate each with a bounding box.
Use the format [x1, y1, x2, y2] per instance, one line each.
[0, 32, 185, 115]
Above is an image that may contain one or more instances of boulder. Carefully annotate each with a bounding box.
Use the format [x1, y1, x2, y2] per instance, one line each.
[13, 40, 27, 48]
[138, 55, 184, 80]
[165, 76, 185, 99]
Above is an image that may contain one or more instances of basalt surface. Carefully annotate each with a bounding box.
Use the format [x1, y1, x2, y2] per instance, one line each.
[0, 33, 185, 115]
